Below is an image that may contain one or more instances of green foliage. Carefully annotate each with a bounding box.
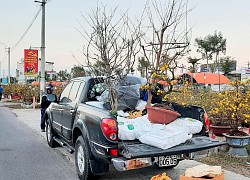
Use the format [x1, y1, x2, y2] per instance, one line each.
[137, 57, 150, 78]
[187, 57, 201, 73]
[71, 65, 86, 78]
[57, 70, 70, 81]
[220, 56, 236, 75]
[195, 31, 227, 71]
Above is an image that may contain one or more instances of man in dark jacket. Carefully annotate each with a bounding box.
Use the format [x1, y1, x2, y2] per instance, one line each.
[0, 85, 3, 101]
[40, 87, 53, 132]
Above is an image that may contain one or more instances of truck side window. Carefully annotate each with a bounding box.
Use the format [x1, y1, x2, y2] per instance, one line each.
[68, 81, 81, 102]
[59, 82, 73, 104]
[87, 82, 106, 101]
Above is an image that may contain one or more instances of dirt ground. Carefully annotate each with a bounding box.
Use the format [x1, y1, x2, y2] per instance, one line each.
[197, 144, 250, 178]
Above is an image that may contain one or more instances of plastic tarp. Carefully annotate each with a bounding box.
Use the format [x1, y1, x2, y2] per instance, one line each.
[99, 78, 141, 110]
[117, 84, 141, 110]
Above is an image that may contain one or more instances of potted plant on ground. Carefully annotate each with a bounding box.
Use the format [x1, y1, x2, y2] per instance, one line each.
[209, 80, 250, 157]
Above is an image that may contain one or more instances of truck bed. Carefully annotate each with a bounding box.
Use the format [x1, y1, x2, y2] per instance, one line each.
[119, 136, 226, 159]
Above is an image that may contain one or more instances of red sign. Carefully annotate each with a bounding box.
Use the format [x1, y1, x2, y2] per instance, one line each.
[24, 49, 38, 76]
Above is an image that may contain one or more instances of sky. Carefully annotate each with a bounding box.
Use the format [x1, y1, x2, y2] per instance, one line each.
[0, 0, 250, 77]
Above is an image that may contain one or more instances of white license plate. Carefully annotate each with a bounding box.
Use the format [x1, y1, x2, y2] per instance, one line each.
[158, 155, 178, 167]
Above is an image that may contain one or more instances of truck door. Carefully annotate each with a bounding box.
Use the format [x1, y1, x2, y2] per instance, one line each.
[53, 81, 73, 136]
[60, 81, 85, 140]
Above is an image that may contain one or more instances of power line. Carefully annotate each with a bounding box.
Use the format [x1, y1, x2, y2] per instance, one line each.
[11, 7, 42, 51]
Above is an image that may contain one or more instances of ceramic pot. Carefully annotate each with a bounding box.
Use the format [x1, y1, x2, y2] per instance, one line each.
[223, 133, 250, 157]
[210, 125, 232, 136]
[146, 105, 181, 124]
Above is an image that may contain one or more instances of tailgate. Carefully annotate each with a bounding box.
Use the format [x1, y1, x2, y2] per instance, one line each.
[119, 136, 227, 159]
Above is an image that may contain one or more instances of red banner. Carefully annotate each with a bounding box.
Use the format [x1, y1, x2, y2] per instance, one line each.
[24, 49, 38, 76]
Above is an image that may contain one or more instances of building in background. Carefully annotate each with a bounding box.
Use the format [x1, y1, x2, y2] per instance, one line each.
[16, 59, 25, 84]
[200, 62, 237, 73]
[241, 67, 250, 82]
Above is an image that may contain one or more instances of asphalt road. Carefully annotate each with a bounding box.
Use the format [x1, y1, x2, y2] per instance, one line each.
[0, 106, 79, 180]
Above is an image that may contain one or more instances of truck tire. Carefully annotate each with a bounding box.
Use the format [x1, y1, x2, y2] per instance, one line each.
[46, 119, 57, 148]
[75, 136, 94, 180]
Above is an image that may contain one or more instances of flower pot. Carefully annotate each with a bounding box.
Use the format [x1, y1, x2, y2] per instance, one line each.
[210, 125, 232, 136]
[146, 105, 181, 124]
[222, 133, 250, 157]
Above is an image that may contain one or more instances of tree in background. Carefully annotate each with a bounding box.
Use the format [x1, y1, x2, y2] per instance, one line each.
[92, 60, 106, 76]
[57, 70, 70, 81]
[71, 65, 86, 78]
[195, 31, 226, 72]
[211, 31, 226, 70]
[45, 72, 50, 81]
[220, 56, 236, 76]
[187, 57, 201, 73]
[137, 57, 150, 78]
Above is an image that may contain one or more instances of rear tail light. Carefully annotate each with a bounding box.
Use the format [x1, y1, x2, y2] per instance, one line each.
[101, 118, 118, 141]
[204, 112, 210, 130]
[110, 148, 118, 157]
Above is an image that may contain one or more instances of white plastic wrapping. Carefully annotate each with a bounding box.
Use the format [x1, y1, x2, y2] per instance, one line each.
[169, 117, 203, 134]
[138, 125, 190, 150]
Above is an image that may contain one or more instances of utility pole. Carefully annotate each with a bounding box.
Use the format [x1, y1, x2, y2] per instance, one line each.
[35, 0, 46, 101]
[0, 42, 10, 84]
[7, 47, 10, 84]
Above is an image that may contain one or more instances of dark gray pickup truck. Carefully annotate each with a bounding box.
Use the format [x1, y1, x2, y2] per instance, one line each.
[44, 76, 226, 180]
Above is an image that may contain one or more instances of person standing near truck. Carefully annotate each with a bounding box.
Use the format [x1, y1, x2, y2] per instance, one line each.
[40, 86, 53, 132]
[0, 85, 3, 101]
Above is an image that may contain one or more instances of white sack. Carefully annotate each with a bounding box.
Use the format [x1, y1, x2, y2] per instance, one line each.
[169, 117, 203, 134]
[138, 126, 190, 150]
[135, 115, 152, 136]
[117, 115, 152, 140]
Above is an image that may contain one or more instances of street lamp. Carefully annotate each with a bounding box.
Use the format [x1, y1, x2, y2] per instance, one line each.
[0, 42, 11, 84]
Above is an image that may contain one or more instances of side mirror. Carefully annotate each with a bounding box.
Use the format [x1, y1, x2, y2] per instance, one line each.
[47, 94, 57, 102]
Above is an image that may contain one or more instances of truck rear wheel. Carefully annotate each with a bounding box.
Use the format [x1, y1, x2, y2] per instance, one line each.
[75, 136, 94, 180]
[46, 119, 57, 148]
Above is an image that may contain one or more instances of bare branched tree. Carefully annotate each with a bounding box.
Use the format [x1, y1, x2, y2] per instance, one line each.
[140, 0, 192, 103]
[77, 5, 143, 112]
